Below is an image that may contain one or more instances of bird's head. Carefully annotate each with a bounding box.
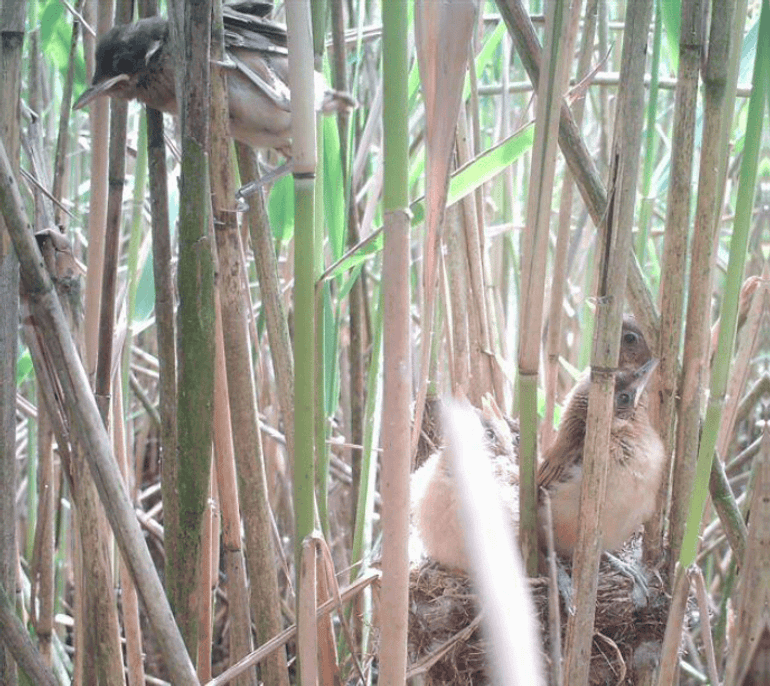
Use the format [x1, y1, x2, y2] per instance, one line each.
[73, 17, 168, 110]
[613, 357, 659, 422]
[479, 394, 518, 458]
[618, 316, 652, 371]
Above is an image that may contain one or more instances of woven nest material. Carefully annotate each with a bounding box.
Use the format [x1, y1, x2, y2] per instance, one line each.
[407, 545, 670, 685]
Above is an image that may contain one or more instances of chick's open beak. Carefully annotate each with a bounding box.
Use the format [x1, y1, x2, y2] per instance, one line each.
[631, 357, 659, 407]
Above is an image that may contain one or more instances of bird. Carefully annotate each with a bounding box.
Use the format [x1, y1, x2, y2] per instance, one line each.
[617, 315, 651, 371]
[410, 395, 519, 571]
[537, 357, 664, 558]
[411, 317, 651, 571]
[73, 2, 354, 155]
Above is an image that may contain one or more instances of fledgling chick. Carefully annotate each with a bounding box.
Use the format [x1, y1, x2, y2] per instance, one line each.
[537, 358, 664, 557]
[73, 3, 354, 154]
[439, 399, 544, 686]
[618, 315, 651, 370]
[411, 396, 519, 570]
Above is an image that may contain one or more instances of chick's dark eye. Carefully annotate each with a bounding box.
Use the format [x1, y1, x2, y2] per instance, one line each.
[623, 332, 638, 345]
[618, 391, 632, 407]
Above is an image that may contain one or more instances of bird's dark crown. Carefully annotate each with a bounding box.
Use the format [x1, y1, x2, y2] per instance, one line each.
[92, 18, 168, 83]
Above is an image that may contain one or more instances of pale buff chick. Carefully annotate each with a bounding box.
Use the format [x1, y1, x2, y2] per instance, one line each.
[537, 358, 664, 556]
[411, 396, 519, 570]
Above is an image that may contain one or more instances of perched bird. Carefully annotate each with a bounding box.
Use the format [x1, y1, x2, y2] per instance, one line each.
[411, 396, 519, 571]
[537, 357, 664, 557]
[73, 2, 354, 155]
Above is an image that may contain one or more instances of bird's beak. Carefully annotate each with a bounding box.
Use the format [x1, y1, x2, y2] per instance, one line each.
[73, 74, 131, 110]
[631, 357, 659, 406]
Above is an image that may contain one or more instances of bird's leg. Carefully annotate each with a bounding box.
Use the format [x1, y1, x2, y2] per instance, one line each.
[236, 160, 294, 203]
[604, 551, 649, 608]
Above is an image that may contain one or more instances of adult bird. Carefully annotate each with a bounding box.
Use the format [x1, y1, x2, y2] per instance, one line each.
[73, 2, 353, 155]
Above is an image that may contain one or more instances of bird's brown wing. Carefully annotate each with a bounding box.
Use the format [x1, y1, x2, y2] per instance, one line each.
[536, 456, 561, 491]
[225, 1, 274, 18]
[221, 3, 291, 112]
[223, 5, 288, 52]
[536, 444, 581, 491]
[227, 50, 291, 112]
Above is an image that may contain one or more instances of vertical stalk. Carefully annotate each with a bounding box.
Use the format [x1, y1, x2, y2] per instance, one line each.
[51, 0, 83, 227]
[168, 0, 216, 653]
[208, 2, 254, 684]
[411, 0, 477, 464]
[286, 7, 317, 683]
[143, 0, 176, 619]
[211, 7, 288, 683]
[723, 428, 770, 684]
[517, 0, 575, 576]
[446, 204, 471, 393]
[331, 0, 367, 545]
[379, 2, 410, 684]
[679, 0, 768, 569]
[122, 114, 148, 402]
[33, 400, 55, 668]
[563, 2, 653, 683]
[287, 0, 317, 564]
[310, 1, 331, 538]
[0, 0, 25, 681]
[236, 144, 296, 474]
[113, 383, 145, 686]
[670, 0, 738, 567]
[647, 0, 704, 564]
[636, 0, 663, 264]
[455, 109, 493, 404]
[543, 0, 591, 445]
[95, 0, 131, 424]
[146, 96, 179, 643]
[343, 273, 382, 669]
[82, 0, 113, 378]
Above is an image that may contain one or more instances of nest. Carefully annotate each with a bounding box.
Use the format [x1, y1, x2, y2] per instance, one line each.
[407, 545, 669, 685]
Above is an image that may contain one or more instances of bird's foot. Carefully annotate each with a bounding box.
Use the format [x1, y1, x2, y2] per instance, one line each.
[236, 161, 294, 204]
[604, 551, 649, 608]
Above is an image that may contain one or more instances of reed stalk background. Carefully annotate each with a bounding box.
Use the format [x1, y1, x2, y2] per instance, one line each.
[0, 0, 767, 684]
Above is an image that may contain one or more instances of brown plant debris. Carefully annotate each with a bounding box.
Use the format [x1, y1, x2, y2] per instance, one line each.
[407, 544, 669, 685]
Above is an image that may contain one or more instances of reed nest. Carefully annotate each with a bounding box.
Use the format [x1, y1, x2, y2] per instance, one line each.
[408, 398, 670, 683]
[406, 546, 670, 685]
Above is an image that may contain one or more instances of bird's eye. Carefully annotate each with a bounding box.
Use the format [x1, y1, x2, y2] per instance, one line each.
[115, 55, 137, 74]
[617, 391, 632, 407]
[623, 332, 638, 345]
